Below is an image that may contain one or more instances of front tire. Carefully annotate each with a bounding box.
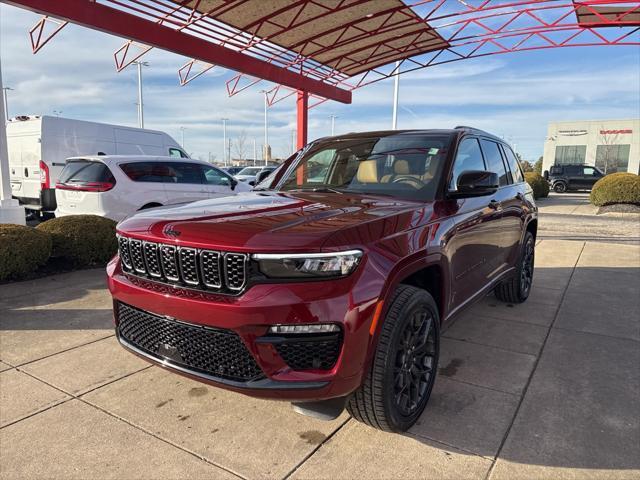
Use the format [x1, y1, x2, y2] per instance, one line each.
[553, 182, 567, 193]
[347, 285, 440, 432]
[495, 231, 535, 303]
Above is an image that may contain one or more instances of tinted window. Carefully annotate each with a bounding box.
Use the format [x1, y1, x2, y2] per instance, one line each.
[450, 138, 485, 190]
[121, 162, 172, 183]
[203, 166, 232, 186]
[59, 160, 115, 184]
[481, 139, 509, 186]
[501, 145, 524, 183]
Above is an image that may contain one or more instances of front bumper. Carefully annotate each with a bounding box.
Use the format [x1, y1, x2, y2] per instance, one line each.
[107, 257, 382, 401]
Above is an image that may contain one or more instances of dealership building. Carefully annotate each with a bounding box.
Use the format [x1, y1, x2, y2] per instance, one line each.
[542, 119, 640, 175]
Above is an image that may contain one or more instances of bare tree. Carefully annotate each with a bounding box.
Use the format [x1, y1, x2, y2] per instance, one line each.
[597, 128, 620, 174]
[233, 130, 248, 160]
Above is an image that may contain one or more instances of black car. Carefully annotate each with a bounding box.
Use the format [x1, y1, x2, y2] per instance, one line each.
[544, 164, 604, 193]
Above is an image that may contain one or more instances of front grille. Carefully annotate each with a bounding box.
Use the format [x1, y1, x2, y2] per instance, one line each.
[117, 235, 248, 294]
[275, 334, 343, 371]
[116, 302, 264, 382]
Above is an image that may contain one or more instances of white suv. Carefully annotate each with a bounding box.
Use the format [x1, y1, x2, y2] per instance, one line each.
[55, 155, 251, 221]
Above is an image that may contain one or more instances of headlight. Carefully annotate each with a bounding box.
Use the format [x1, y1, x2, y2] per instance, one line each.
[253, 250, 363, 279]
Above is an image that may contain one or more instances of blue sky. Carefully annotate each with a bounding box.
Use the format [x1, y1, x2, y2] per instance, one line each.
[1, 3, 639, 162]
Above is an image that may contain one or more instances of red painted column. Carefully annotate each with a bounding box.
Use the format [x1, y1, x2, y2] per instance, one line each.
[296, 90, 308, 149]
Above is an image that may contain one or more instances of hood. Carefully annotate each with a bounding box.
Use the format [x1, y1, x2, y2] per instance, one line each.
[117, 191, 431, 252]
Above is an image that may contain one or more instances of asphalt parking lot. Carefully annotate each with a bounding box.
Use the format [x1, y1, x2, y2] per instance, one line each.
[1, 199, 639, 479]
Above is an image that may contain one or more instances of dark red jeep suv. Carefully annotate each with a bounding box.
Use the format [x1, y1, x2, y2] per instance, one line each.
[108, 127, 537, 432]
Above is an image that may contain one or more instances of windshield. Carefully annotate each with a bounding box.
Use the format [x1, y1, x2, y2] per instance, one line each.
[238, 167, 261, 176]
[277, 134, 452, 200]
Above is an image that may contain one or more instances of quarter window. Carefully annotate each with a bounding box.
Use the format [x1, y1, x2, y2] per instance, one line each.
[450, 138, 486, 190]
[501, 145, 525, 183]
[480, 139, 509, 186]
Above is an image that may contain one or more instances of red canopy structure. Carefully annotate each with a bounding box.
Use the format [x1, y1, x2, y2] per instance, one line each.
[5, 0, 640, 149]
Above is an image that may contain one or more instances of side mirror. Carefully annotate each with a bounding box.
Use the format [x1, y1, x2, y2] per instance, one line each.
[543, 170, 549, 180]
[255, 169, 272, 185]
[450, 170, 499, 198]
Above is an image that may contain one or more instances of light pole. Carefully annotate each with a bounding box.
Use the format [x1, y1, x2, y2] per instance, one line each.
[2, 87, 13, 122]
[133, 61, 149, 128]
[329, 115, 337, 136]
[260, 90, 269, 165]
[392, 61, 400, 129]
[253, 138, 257, 166]
[221, 118, 228, 166]
[180, 126, 186, 149]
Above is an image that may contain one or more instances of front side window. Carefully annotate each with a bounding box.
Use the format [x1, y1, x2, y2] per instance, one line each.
[276, 134, 452, 201]
[169, 148, 187, 158]
[480, 139, 509, 186]
[203, 166, 232, 186]
[449, 138, 485, 190]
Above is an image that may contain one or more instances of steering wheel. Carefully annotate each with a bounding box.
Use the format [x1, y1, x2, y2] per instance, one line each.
[392, 175, 425, 189]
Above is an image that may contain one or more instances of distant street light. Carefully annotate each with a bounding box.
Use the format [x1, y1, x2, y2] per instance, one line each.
[180, 126, 187, 149]
[329, 115, 338, 136]
[260, 90, 269, 165]
[2, 86, 13, 121]
[132, 61, 149, 128]
[221, 118, 229, 166]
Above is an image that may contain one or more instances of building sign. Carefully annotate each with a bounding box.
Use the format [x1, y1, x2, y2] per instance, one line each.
[600, 129, 633, 135]
[558, 129, 587, 136]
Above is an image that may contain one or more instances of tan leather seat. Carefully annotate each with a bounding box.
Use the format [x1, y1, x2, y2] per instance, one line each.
[381, 159, 410, 183]
[356, 160, 379, 184]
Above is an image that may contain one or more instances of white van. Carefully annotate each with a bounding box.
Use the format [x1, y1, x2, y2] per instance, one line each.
[7, 115, 189, 215]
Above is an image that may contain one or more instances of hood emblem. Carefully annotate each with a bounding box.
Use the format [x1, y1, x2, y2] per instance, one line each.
[157, 343, 183, 363]
[164, 226, 181, 237]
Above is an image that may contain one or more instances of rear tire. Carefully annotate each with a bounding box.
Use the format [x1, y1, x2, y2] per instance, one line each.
[347, 285, 439, 432]
[494, 231, 535, 303]
[553, 182, 567, 193]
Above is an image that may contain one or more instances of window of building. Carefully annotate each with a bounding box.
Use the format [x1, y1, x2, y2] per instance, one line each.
[554, 145, 586, 165]
[480, 139, 509, 186]
[595, 144, 631, 174]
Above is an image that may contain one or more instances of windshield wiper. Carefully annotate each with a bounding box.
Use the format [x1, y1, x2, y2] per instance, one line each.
[291, 187, 344, 194]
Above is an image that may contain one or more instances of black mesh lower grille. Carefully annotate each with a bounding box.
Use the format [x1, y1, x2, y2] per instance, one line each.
[117, 302, 264, 382]
[275, 334, 342, 371]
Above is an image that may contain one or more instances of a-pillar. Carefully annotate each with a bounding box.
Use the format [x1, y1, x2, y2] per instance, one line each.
[296, 90, 308, 149]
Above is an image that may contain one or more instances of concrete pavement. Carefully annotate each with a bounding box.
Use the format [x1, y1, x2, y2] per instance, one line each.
[1, 239, 639, 479]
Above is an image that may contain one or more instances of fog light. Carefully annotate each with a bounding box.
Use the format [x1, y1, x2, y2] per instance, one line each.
[269, 324, 340, 334]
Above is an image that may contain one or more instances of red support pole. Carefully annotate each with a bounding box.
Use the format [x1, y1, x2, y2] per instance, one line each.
[296, 90, 308, 150]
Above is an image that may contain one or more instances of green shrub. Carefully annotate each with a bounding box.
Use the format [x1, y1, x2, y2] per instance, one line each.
[36, 215, 117, 266]
[590, 172, 640, 207]
[525, 172, 549, 199]
[0, 224, 52, 281]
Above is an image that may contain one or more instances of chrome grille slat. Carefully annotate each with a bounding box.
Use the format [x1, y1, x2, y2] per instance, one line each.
[225, 253, 247, 291]
[117, 236, 247, 294]
[200, 251, 222, 288]
[179, 248, 199, 286]
[143, 242, 162, 278]
[129, 240, 146, 274]
[160, 245, 179, 282]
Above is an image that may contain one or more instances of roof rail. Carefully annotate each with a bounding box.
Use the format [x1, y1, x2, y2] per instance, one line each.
[454, 125, 500, 139]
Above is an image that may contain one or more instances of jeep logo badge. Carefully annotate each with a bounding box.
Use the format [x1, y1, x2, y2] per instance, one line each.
[157, 343, 183, 363]
[164, 226, 181, 237]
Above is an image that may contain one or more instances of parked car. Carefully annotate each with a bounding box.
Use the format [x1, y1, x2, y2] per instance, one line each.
[234, 166, 276, 186]
[544, 164, 604, 193]
[222, 166, 244, 176]
[7, 115, 188, 216]
[109, 127, 537, 432]
[55, 155, 250, 222]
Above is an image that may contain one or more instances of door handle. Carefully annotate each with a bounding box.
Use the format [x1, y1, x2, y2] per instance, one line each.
[488, 200, 501, 210]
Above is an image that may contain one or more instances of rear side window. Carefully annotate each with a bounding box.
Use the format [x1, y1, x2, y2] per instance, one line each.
[120, 162, 172, 183]
[480, 139, 509, 186]
[502, 146, 525, 183]
[450, 138, 486, 190]
[59, 160, 115, 184]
